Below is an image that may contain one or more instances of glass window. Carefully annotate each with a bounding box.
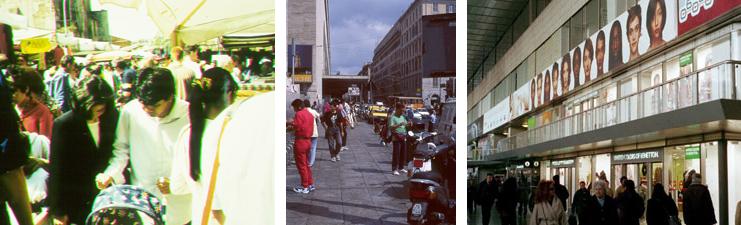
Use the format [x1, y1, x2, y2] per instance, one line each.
[593, 153, 612, 192]
[664, 143, 719, 219]
[599, 0, 608, 27]
[728, 141, 741, 225]
[696, 37, 731, 70]
[619, 76, 637, 97]
[561, 24, 570, 55]
[676, 75, 696, 109]
[606, 0, 627, 22]
[570, 8, 586, 49]
[639, 64, 663, 91]
[586, 0, 600, 36]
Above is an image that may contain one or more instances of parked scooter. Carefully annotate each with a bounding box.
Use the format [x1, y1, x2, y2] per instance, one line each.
[406, 135, 455, 225]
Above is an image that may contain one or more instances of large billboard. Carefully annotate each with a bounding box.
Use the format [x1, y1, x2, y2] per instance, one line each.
[528, 0, 678, 114]
[483, 96, 510, 133]
[511, 80, 531, 119]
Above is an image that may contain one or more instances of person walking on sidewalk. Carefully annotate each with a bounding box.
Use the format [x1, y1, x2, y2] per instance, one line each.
[388, 103, 408, 175]
[682, 173, 717, 225]
[585, 180, 619, 225]
[572, 181, 591, 224]
[616, 180, 645, 225]
[497, 177, 518, 225]
[646, 183, 679, 225]
[553, 175, 570, 210]
[478, 173, 498, 225]
[322, 101, 345, 162]
[530, 180, 567, 225]
[288, 99, 315, 193]
[304, 99, 321, 167]
[339, 99, 350, 151]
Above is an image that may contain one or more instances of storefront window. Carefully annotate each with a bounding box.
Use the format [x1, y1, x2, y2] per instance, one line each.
[696, 37, 731, 70]
[577, 156, 593, 184]
[676, 75, 696, 109]
[727, 141, 741, 225]
[665, 142, 720, 222]
[594, 153, 612, 190]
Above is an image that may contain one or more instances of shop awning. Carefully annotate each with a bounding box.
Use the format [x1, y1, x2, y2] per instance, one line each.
[100, 0, 274, 46]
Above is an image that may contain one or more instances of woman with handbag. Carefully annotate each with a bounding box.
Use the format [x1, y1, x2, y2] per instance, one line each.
[388, 103, 408, 175]
[529, 180, 567, 225]
[646, 183, 680, 225]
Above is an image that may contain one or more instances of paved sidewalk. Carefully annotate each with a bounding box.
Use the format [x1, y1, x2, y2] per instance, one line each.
[287, 122, 411, 225]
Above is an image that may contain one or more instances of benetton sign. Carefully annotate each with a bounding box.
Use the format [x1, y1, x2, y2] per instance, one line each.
[550, 158, 576, 168]
[612, 149, 663, 164]
[678, 0, 741, 35]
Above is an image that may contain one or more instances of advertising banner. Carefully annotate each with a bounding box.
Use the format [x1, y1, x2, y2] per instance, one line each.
[678, 0, 741, 35]
[20, 37, 52, 54]
[468, 117, 483, 141]
[529, 0, 678, 113]
[483, 96, 510, 133]
[511, 80, 531, 119]
[288, 44, 313, 83]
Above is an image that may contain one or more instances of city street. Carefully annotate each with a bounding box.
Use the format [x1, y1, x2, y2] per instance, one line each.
[287, 121, 411, 225]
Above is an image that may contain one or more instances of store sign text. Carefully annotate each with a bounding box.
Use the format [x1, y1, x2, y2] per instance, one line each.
[550, 159, 575, 167]
[613, 150, 663, 163]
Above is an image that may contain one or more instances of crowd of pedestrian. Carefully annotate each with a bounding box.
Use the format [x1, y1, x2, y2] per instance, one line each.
[470, 171, 719, 225]
[0, 46, 275, 224]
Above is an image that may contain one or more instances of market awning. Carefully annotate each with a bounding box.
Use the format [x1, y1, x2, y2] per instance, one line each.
[100, 0, 274, 46]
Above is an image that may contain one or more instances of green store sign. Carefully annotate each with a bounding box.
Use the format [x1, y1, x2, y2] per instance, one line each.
[685, 146, 701, 159]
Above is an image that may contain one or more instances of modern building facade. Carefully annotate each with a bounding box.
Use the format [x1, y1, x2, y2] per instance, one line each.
[287, 0, 331, 104]
[467, 1, 741, 225]
[370, 0, 455, 102]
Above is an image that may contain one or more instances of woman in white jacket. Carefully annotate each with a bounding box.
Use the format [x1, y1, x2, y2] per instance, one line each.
[530, 180, 568, 225]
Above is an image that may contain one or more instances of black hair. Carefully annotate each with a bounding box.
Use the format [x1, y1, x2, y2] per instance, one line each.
[628, 5, 642, 28]
[584, 38, 594, 60]
[136, 67, 175, 106]
[303, 99, 311, 108]
[624, 179, 636, 190]
[188, 67, 238, 181]
[651, 183, 669, 200]
[609, 21, 624, 70]
[291, 99, 304, 109]
[486, 173, 494, 176]
[0, 74, 29, 172]
[71, 75, 114, 120]
[60, 55, 75, 68]
[9, 67, 45, 99]
[115, 60, 128, 70]
[647, 0, 667, 39]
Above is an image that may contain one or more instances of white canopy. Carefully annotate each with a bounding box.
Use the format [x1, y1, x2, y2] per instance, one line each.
[99, 0, 274, 45]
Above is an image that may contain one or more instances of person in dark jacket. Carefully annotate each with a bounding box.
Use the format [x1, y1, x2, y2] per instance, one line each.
[572, 181, 591, 224]
[683, 173, 717, 225]
[646, 183, 679, 225]
[479, 173, 499, 225]
[497, 177, 518, 225]
[584, 180, 619, 225]
[48, 75, 119, 225]
[553, 175, 569, 210]
[616, 180, 646, 225]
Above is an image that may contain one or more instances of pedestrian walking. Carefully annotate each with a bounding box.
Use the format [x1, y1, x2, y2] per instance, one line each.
[572, 181, 591, 225]
[584, 180, 619, 225]
[388, 103, 408, 175]
[497, 177, 518, 225]
[616, 180, 645, 225]
[646, 183, 679, 225]
[682, 173, 717, 225]
[468, 180, 477, 214]
[340, 100, 350, 151]
[553, 175, 569, 210]
[478, 173, 499, 225]
[322, 101, 345, 162]
[288, 99, 315, 193]
[304, 99, 321, 167]
[48, 76, 119, 225]
[9, 68, 54, 139]
[530, 180, 567, 225]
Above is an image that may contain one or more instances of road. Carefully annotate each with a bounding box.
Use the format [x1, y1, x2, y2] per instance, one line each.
[287, 120, 411, 225]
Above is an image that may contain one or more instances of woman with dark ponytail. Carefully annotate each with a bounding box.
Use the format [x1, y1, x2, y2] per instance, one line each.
[0, 72, 34, 225]
[168, 67, 237, 225]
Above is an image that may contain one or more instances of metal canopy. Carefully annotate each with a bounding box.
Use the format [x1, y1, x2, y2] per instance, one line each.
[467, 0, 529, 83]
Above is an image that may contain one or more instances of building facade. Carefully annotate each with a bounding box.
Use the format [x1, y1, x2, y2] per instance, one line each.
[467, 1, 741, 225]
[287, 0, 331, 104]
[371, 0, 455, 102]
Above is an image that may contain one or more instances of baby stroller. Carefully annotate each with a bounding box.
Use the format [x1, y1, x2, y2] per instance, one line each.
[86, 185, 165, 225]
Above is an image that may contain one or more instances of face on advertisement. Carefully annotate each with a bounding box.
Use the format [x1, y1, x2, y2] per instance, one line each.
[647, 0, 667, 48]
[530, 80, 537, 108]
[560, 55, 570, 95]
[552, 65, 560, 98]
[584, 39, 594, 82]
[627, 5, 642, 61]
[536, 74, 543, 105]
[596, 31, 606, 76]
[551, 63, 559, 97]
[609, 20, 624, 70]
[544, 71, 551, 103]
[573, 47, 582, 88]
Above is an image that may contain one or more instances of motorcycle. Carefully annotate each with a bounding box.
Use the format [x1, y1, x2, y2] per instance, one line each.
[406, 135, 455, 225]
[406, 131, 437, 175]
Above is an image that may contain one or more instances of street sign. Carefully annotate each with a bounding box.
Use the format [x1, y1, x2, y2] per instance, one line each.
[348, 87, 360, 96]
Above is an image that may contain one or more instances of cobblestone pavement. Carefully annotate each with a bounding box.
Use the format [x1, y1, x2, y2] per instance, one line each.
[287, 121, 411, 225]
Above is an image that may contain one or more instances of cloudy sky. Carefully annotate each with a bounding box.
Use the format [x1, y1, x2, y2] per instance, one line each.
[329, 0, 413, 75]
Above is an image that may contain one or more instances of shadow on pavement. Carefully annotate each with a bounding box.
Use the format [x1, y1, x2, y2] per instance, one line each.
[378, 212, 407, 225]
[286, 202, 382, 225]
[311, 198, 393, 211]
[364, 142, 385, 148]
[352, 168, 388, 174]
[382, 186, 408, 199]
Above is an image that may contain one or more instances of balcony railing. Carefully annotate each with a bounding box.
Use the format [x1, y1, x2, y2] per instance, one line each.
[483, 61, 741, 158]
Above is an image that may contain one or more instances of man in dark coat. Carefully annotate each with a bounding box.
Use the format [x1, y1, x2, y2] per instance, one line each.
[683, 173, 717, 225]
[572, 181, 591, 224]
[478, 173, 499, 225]
[616, 180, 645, 225]
[585, 180, 619, 225]
[554, 175, 570, 209]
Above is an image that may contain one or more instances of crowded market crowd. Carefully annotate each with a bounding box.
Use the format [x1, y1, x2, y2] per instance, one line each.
[0, 45, 275, 225]
[472, 171, 718, 225]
